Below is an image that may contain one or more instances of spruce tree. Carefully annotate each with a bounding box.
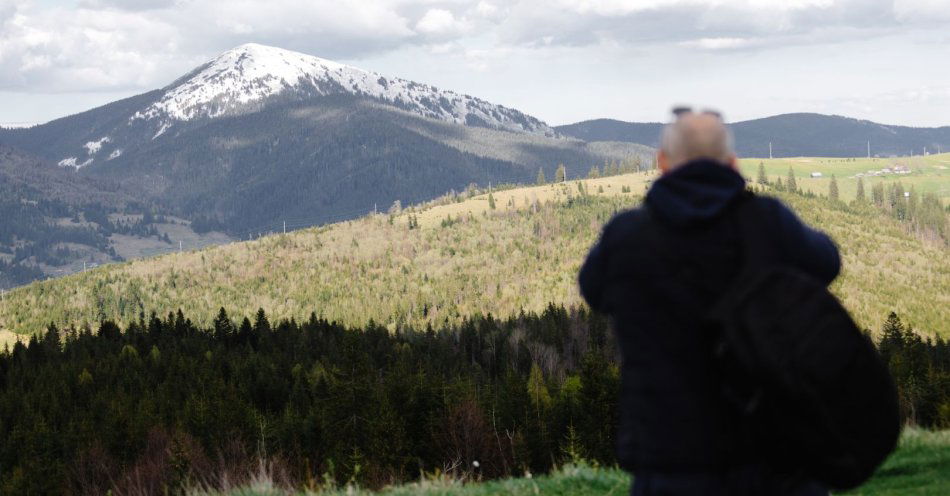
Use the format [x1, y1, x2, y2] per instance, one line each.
[555, 164, 567, 183]
[829, 174, 839, 201]
[488, 192, 496, 210]
[872, 183, 885, 207]
[855, 177, 866, 203]
[757, 162, 768, 185]
[536, 168, 546, 185]
[588, 165, 601, 179]
[786, 167, 797, 193]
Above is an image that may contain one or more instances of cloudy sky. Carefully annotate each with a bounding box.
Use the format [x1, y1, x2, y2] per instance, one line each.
[1, 0, 949, 127]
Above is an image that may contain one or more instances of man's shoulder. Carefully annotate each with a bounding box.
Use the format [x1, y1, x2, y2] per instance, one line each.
[604, 207, 651, 239]
[739, 194, 789, 225]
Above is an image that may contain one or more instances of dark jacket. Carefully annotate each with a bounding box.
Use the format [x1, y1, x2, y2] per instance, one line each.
[579, 159, 839, 472]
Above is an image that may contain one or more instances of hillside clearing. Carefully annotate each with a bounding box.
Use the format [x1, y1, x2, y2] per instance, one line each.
[739, 153, 950, 206]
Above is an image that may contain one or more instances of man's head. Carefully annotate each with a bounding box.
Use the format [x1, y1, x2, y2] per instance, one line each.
[658, 108, 737, 174]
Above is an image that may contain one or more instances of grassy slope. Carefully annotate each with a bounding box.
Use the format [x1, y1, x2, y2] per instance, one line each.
[211, 429, 949, 495]
[738, 153, 950, 205]
[0, 167, 947, 338]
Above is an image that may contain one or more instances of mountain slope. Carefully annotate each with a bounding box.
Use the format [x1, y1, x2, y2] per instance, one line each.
[557, 113, 950, 158]
[0, 145, 231, 289]
[1, 173, 946, 338]
[0, 44, 647, 236]
[135, 43, 556, 137]
[0, 145, 144, 288]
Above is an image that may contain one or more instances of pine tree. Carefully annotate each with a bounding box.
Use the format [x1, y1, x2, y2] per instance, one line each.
[488, 192, 496, 210]
[757, 162, 768, 185]
[587, 165, 601, 179]
[829, 174, 839, 201]
[855, 177, 866, 203]
[536, 168, 546, 185]
[786, 167, 797, 193]
[872, 183, 885, 207]
[213, 307, 233, 339]
[555, 164, 567, 183]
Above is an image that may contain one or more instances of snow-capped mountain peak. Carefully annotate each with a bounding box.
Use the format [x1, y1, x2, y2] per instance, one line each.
[131, 43, 556, 137]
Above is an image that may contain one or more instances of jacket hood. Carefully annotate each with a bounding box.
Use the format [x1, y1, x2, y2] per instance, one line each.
[645, 159, 746, 226]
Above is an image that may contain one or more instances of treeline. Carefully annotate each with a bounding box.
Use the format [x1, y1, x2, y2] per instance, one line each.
[756, 165, 949, 244]
[0, 181, 177, 287]
[0, 306, 617, 494]
[863, 179, 948, 242]
[0, 186, 115, 287]
[1, 307, 947, 494]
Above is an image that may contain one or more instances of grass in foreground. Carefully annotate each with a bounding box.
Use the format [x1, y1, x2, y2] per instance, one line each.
[208, 429, 948, 496]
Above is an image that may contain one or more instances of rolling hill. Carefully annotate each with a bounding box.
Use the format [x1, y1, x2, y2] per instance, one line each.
[1, 167, 947, 344]
[557, 114, 950, 158]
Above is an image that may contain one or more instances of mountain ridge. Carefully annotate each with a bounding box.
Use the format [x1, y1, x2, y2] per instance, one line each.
[556, 113, 950, 158]
[0, 44, 646, 238]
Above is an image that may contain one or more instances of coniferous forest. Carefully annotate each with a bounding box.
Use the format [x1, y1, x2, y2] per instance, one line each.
[1, 307, 946, 495]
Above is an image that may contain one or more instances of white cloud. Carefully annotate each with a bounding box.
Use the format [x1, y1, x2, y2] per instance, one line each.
[1, 0, 949, 127]
[415, 8, 470, 38]
[0, 0, 939, 93]
[475, 1, 498, 17]
[0, 0, 418, 92]
[680, 37, 753, 50]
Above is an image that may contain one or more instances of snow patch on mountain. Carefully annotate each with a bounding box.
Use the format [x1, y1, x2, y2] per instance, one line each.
[84, 137, 111, 155]
[108, 149, 123, 160]
[132, 43, 556, 137]
[58, 157, 93, 169]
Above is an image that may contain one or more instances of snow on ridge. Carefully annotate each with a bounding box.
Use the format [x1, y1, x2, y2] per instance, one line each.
[108, 149, 123, 160]
[131, 43, 555, 137]
[84, 136, 111, 155]
[58, 157, 93, 169]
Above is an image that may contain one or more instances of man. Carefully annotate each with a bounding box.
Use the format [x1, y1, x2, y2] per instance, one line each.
[578, 109, 839, 495]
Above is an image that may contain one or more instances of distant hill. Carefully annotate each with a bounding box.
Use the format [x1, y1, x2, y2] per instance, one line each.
[2, 172, 946, 338]
[0, 44, 650, 238]
[556, 113, 950, 158]
[0, 145, 229, 289]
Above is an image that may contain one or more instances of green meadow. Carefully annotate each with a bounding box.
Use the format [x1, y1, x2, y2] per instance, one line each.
[739, 153, 950, 205]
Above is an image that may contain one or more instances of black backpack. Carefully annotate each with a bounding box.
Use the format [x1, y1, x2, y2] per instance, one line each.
[706, 192, 901, 491]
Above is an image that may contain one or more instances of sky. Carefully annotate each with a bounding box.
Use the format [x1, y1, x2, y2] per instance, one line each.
[1, 0, 949, 128]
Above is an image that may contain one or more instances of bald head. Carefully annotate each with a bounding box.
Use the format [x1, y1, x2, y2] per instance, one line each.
[658, 112, 736, 173]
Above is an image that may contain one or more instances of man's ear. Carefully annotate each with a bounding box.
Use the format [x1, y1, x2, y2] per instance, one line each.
[726, 154, 738, 171]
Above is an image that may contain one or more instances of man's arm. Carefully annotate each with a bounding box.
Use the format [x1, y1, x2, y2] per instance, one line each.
[579, 238, 609, 312]
[772, 200, 841, 285]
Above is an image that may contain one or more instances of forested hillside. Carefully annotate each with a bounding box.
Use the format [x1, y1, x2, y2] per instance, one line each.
[1, 171, 947, 339]
[1, 307, 946, 494]
[0, 145, 231, 289]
